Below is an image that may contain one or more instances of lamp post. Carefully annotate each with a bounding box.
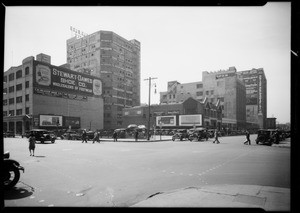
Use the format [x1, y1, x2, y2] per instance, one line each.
[144, 77, 157, 140]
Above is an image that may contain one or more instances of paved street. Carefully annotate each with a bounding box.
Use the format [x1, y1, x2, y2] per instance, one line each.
[3, 135, 290, 208]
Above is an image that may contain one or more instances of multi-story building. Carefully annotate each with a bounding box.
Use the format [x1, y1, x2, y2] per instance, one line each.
[160, 81, 204, 104]
[202, 67, 247, 130]
[66, 30, 141, 130]
[3, 53, 103, 135]
[237, 68, 267, 129]
[122, 97, 222, 130]
[159, 67, 247, 130]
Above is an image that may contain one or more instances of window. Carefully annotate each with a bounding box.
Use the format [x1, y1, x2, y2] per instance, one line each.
[3, 111, 8, 117]
[196, 84, 203, 88]
[25, 107, 29, 114]
[169, 94, 172, 99]
[16, 70, 22, 79]
[206, 91, 209, 95]
[9, 73, 14, 81]
[9, 86, 14, 93]
[173, 94, 175, 99]
[4, 76, 7, 83]
[25, 94, 29, 102]
[9, 98, 14, 105]
[25, 67, 30, 75]
[196, 91, 203, 96]
[16, 83, 22, 91]
[25, 81, 29, 88]
[9, 110, 14, 116]
[3, 88, 7, 94]
[16, 109, 22, 115]
[3, 100, 7, 106]
[16, 96, 22, 103]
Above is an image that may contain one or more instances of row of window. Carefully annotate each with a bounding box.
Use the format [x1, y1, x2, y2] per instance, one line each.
[3, 94, 30, 105]
[3, 81, 30, 94]
[3, 107, 30, 117]
[4, 67, 30, 83]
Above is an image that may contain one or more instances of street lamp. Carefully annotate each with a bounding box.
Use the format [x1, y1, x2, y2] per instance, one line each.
[144, 77, 157, 140]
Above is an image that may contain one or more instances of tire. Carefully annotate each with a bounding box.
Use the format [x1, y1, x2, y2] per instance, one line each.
[4, 167, 20, 190]
[51, 139, 55, 143]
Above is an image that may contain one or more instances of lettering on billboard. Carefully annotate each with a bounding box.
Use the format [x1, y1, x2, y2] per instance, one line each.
[215, 72, 235, 79]
[179, 114, 202, 126]
[156, 116, 176, 127]
[34, 62, 102, 98]
[39, 115, 63, 127]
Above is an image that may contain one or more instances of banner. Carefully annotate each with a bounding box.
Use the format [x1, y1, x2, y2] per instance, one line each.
[156, 116, 176, 126]
[179, 114, 202, 126]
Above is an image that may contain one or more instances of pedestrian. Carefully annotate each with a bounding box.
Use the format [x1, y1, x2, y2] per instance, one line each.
[135, 130, 139, 142]
[92, 131, 98, 143]
[213, 129, 220, 144]
[244, 130, 251, 145]
[96, 131, 100, 143]
[113, 131, 118, 142]
[205, 130, 209, 141]
[82, 129, 87, 143]
[28, 133, 36, 156]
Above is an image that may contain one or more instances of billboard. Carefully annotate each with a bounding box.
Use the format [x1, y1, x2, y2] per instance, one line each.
[39, 115, 63, 127]
[64, 116, 81, 128]
[179, 114, 202, 126]
[156, 116, 176, 127]
[33, 61, 102, 98]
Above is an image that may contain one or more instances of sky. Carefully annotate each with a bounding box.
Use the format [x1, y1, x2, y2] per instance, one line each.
[4, 3, 291, 124]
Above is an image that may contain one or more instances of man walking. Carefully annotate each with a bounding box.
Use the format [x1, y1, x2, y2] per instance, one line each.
[82, 129, 87, 143]
[213, 129, 220, 144]
[244, 130, 251, 145]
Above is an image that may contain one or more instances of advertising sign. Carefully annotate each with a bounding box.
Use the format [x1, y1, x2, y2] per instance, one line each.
[39, 115, 63, 127]
[179, 114, 202, 126]
[156, 116, 176, 127]
[33, 61, 102, 98]
[64, 116, 80, 128]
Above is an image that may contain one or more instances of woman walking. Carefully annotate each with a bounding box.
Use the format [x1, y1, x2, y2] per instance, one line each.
[28, 133, 36, 156]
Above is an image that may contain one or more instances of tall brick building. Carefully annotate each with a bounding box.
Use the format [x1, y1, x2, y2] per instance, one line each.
[66, 31, 141, 130]
[3, 54, 103, 135]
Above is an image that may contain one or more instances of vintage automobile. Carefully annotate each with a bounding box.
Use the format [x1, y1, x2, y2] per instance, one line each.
[188, 127, 208, 141]
[255, 129, 277, 146]
[172, 129, 189, 141]
[3, 131, 15, 138]
[61, 130, 81, 140]
[29, 129, 56, 143]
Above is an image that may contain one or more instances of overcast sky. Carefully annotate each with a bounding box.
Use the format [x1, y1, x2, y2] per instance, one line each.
[4, 3, 291, 124]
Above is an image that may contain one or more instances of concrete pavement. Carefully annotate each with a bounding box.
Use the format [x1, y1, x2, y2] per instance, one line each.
[132, 184, 290, 211]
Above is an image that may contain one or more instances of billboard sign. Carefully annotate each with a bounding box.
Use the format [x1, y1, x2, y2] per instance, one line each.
[33, 61, 102, 98]
[156, 116, 176, 127]
[64, 116, 80, 128]
[179, 114, 202, 126]
[39, 115, 63, 127]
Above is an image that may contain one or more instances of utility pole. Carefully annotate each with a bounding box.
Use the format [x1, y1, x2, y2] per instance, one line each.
[144, 77, 157, 140]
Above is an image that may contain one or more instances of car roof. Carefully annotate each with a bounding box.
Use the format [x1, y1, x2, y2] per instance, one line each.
[31, 129, 48, 131]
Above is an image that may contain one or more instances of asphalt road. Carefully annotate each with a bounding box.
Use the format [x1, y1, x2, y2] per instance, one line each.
[3, 135, 290, 207]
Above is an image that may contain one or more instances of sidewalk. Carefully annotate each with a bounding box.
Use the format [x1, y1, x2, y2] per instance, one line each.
[131, 184, 290, 211]
[99, 135, 173, 142]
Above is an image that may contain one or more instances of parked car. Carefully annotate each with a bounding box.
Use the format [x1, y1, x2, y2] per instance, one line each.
[255, 129, 277, 146]
[29, 129, 56, 143]
[188, 127, 207, 141]
[3, 131, 15, 138]
[172, 129, 189, 141]
[62, 130, 81, 140]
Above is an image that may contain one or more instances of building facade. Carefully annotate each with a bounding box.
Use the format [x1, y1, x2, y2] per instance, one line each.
[237, 68, 267, 129]
[122, 97, 222, 130]
[66, 30, 141, 130]
[159, 67, 247, 130]
[3, 54, 103, 135]
[160, 81, 204, 104]
[202, 67, 247, 130]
